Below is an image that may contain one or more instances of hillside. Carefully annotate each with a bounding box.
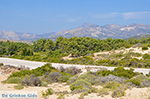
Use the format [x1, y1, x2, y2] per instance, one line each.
[52, 24, 150, 39]
[0, 31, 53, 41]
[0, 24, 150, 41]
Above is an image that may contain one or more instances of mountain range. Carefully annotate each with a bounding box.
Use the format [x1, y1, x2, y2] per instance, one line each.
[0, 24, 150, 41]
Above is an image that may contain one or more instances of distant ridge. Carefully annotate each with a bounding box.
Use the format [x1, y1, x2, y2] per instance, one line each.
[0, 24, 150, 41]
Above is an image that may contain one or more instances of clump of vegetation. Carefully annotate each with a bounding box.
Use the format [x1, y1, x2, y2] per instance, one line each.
[22, 75, 42, 86]
[142, 46, 148, 50]
[0, 63, 4, 66]
[59, 67, 82, 75]
[111, 89, 125, 98]
[140, 79, 150, 87]
[57, 94, 65, 99]
[100, 75, 126, 83]
[96, 67, 136, 78]
[103, 81, 121, 90]
[1, 36, 150, 68]
[70, 79, 92, 93]
[78, 93, 86, 99]
[113, 67, 136, 78]
[126, 75, 146, 87]
[67, 75, 79, 84]
[143, 54, 150, 60]
[77, 72, 100, 85]
[97, 88, 109, 96]
[5, 63, 74, 88]
[14, 84, 24, 90]
[9, 64, 57, 78]
[47, 72, 62, 82]
[3, 77, 22, 84]
[42, 88, 54, 97]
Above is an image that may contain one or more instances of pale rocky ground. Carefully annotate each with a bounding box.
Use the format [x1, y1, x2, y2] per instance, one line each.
[63, 47, 150, 61]
[94, 47, 150, 60]
[0, 47, 150, 99]
[0, 71, 150, 99]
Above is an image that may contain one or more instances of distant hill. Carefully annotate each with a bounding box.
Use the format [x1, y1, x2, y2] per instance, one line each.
[0, 24, 150, 41]
[127, 34, 150, 39]
[0, 31, 54, 41]
[52, 24, 150, 39]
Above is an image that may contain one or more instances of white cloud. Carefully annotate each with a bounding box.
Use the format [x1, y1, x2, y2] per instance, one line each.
[91, 11, 150, 20]
[122, 11, 150, 19]
[92, 12, 120, 19]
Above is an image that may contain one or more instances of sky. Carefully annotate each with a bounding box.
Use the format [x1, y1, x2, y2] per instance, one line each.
[0, 0, 150, 33]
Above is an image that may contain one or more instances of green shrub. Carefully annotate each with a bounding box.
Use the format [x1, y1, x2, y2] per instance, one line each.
[59, 67, 82, 75]
[41, 81, 48, 87]
[97, 88, 109, 96]
[78, 93, 85, 99]
[78, 73, 100, 85]
[14, 84, 24, 90]
[143, 54, 150, 60]
[0, 63, 4, 66]
[103, 82, 121, 90]
[67, 75, 78, 84]
[42, 88, 54, 97]
[22, 75, 42, 86]
[126, 75, 146, 86]
[9, 64, 57, 78]
[96, 67, 136, 79]
[48, 72, 62, 82]
[111, 89, 125, 98]
[4, 77, 22, 84]
[96, 70, 113, 76]
[9, 70, 32, 78]
[113, 67, 136, 78]
[70, 79, 92, 93]
[65, 56, 94, 65]
[142, 46, 148, 50]
[140, 79, 150, 87]
[57, 94, 65, 99]
[58, 74, 72, 82]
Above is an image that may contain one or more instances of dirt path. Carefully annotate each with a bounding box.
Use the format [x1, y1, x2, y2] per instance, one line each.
[0, 57, 150, 75]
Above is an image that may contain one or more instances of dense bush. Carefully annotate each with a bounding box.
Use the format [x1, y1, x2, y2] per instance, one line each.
[100, 75, 126, 83]
[140, 79, 150, 87]
[143, 54, 150, 60]
[42, 88, 54, 97]
[111, 89, 125, 98]
[70, 79, 92, 93]
[57, 94, 65, 99]
[113, 67, 136, 78]
[9, 64, 57, 78]
[64, 56, 95, 65]
[97, 88, 109, 96]
[96, 70, 113, 76]
[96, 67, 136, 78]
[0, 63, 4, 66]
[14, 84, 24, 90]
[142, 46, 148, 50]
[103, 81, 121, 90]
[4, 77, 22, 84]
[67, 76, 79, 84]
[126, 75, 147, 87]
[78, 73, 100, 85]
[59, 67, 82, 75]
[44, 72, 62, 83]
[1, 36, 150, 68]
[22, 75, 42, 86]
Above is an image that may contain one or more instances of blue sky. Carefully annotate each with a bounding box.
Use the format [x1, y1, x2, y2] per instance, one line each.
[0, 0, 150, 33]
